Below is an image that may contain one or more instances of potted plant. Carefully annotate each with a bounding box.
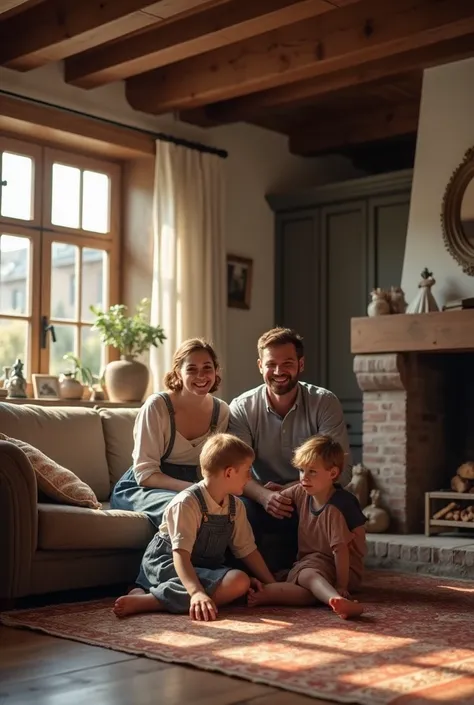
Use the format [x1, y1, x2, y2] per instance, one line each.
[60, 353, 94, 400]
[90, 298, 166, 402]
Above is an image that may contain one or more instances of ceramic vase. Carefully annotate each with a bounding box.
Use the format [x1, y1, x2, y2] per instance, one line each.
[105, 356, 149, 403]
[367, 288, 391, 316]
[59, 373, 84, 400]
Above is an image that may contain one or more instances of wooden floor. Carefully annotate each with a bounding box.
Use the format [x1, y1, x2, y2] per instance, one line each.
[0, 625, 332, 705]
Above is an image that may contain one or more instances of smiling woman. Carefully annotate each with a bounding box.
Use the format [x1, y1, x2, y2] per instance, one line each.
[109, 338, 230, 528]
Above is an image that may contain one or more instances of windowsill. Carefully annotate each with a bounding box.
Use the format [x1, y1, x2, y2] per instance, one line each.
[0, 397, 142, 408]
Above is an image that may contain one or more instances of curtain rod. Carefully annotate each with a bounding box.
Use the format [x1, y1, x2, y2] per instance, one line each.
[0, 89, 228, 159]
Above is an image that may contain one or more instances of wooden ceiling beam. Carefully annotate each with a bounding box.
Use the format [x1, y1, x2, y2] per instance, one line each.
[289, 99, 420, 156]
[183, 33, 474, 125]
[0, 0, 163, 70]
[0, 0, 40, 15]
[65, 0, 338, 89]
[126, 0, 474, 115]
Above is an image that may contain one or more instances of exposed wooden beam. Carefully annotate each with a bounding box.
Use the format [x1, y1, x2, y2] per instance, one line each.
[289, 99, 420, 156]
[0, 0, 40, 14]
[0, 0, 166, 70]
[65, 0, 336, 89]
[126, 0, 474, 115]
[182, 34, 474, 125]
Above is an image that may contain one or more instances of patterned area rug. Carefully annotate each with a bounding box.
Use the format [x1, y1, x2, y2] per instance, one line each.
[2, 571, 473, 704]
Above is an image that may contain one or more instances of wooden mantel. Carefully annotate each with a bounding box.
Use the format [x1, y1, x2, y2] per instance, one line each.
[351, 310, 474, 354]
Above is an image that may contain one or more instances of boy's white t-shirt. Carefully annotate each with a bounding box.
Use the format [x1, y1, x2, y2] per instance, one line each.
[159, 481, 256, 559]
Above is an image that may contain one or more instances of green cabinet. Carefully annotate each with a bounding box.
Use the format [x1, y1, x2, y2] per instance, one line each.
[269, 170, 413, 463]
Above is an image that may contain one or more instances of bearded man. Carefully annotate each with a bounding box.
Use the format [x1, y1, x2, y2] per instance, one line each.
[228, 327, 351, 571]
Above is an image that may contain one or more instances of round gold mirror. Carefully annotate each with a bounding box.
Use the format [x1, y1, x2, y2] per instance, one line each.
[441, 146, 474, 276]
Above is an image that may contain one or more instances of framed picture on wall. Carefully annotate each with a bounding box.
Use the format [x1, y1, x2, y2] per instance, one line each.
[227, 254, 253, 310]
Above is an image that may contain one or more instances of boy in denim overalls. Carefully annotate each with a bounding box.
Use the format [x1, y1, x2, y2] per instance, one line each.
[114, 433, 274, 620]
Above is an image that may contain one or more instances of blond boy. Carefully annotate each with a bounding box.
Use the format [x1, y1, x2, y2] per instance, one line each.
[114, 433, 274, 620]
[248, 435, 366, 619]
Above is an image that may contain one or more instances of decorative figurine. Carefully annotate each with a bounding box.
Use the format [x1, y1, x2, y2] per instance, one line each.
[363, 489, 390, 533]
[7, 358, 28, 399]
[406, 268, 439, 313]
[346, 463, 370, 509]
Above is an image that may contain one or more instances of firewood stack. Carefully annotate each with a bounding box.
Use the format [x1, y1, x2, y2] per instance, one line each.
[433, 502, 474, 522]
[432, 462, 474, 523]
[450, 462, 474, 494]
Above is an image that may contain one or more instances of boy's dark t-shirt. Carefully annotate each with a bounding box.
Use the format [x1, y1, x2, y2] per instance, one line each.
[280, 483, 367, 587]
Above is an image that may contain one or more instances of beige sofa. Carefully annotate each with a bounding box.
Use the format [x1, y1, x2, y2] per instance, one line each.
[0, 402, 155, 603]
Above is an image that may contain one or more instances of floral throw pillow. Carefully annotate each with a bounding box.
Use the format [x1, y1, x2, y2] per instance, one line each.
[0, 433, 101, 509]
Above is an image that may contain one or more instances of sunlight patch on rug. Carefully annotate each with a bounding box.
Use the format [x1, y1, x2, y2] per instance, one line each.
[286, 629, 416, 653]
[141, 631, 215, 647]
[216, 641, 344, 670]
[194, 618, 285, 634]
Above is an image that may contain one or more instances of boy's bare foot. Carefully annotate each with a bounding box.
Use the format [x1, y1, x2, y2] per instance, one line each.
[247, 587, 272, 607]
[329, 596, 364, 620]
[113, 593, 163, 618]
[128, 587, 145, 596]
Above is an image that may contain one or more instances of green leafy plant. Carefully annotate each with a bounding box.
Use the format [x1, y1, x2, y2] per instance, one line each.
[90, 298, 166, 358]
[62, 353, 94, 387]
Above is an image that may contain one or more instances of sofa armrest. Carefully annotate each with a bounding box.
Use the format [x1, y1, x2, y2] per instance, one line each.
[0, 440, 38, 599]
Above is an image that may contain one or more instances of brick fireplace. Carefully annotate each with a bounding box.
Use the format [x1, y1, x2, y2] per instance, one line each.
[351, 310, 474, 534]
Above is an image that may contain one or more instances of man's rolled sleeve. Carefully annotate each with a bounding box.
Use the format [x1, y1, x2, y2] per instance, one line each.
[228, 400, 254, 448]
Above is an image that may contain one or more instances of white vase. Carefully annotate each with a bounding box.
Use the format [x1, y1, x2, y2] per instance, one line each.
[367, 289, 391, 316]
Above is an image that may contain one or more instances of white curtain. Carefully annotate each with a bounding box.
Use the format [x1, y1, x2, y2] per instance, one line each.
[150, 139, 226, 393]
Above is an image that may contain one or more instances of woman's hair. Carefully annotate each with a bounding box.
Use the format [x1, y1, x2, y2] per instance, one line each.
[163, 338, 221, 393]
[200, 433, 255, 476]
[292, 435, 345, 476]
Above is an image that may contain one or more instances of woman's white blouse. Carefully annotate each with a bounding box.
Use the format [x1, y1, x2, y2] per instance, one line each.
[132, 393, 230, 483]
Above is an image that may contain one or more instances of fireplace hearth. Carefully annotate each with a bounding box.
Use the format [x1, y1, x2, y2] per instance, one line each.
[351, 310, 474, 533]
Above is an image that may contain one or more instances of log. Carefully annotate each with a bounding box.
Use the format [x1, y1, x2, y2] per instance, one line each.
[433, 502, 457, 520]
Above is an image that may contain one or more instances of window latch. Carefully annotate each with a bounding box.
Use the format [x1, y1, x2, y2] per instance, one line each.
[41, 316, 56, 348]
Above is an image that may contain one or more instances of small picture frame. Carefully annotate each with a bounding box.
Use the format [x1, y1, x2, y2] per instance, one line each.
[32, 374, 60, 400]
[227, 254, 253, 310]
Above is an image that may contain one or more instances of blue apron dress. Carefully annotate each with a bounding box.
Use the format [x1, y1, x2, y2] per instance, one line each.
[110, 393, 221, 528]
[136, 484, 236, 613]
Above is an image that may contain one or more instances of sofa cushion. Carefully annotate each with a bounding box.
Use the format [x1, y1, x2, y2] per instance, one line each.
[0, 433, 101, 509]
[98, 407, 139, 488]
[37, 502, 155, 550]
[0, 403, 110, 500]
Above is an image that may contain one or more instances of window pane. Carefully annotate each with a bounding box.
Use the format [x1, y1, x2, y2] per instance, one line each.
[0, 318, 28, 376]
[49, 323, 77, 376]
[81, 248, 107, 322]
[81, 326, 103, 379]
[82, 171, 109, 234]
[0, 234, 30, 316]
[51, 163, 81, 228]
[1, 152, 33, 220]
[51, 242, 78, 320]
